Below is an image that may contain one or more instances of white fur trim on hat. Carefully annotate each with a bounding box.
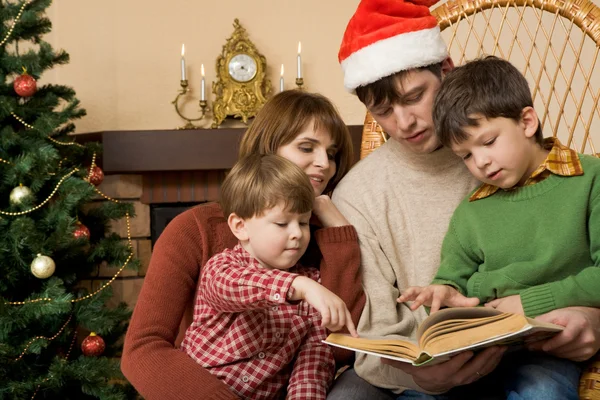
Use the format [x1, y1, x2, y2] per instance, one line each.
[341, 26, 448, 92]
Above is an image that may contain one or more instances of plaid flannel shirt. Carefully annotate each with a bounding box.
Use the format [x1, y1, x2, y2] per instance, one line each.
[180, 244, 335, 400]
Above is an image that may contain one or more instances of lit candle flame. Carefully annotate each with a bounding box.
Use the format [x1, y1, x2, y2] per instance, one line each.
[281, 64, 284, 76]
[181, 44, 185, 57]
[298, 42, 301, 55]
[201, 64, 205, 76]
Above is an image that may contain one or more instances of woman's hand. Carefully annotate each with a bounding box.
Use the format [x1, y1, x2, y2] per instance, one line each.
[381, 346, 507, 393]
[312, 195, 350, 228]
[528, 306, 600, 361]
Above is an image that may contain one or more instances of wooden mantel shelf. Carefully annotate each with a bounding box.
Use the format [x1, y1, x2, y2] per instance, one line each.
[77, 126, 364, 173]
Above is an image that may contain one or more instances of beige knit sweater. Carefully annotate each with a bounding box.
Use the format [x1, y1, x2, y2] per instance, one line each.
[332, 138, 478, 393]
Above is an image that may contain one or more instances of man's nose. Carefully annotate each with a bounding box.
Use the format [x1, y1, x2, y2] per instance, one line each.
[393, 105, 417, 132]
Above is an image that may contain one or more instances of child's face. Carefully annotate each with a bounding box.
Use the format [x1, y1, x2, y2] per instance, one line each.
[241, 203, 311, 270]
[450, 111, 542, 189]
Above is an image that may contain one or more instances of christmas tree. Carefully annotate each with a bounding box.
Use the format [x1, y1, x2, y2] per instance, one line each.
[0, 1, 138, 399]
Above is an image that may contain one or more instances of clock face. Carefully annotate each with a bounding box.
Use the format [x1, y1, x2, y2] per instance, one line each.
[228, 54, 258, 83]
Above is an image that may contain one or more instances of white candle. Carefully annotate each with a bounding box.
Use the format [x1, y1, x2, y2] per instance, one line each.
[280, 64, 284, 92]
[180, 44, 186, 81]
[297, 42, 302, 79]
[201, 64, 206, 101]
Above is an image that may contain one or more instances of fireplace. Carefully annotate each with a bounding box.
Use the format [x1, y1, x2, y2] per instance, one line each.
[150, 202, 200, 246]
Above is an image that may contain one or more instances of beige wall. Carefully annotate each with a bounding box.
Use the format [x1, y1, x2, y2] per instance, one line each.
[44, 1, 600, 152]
[44, 0, 363, 132]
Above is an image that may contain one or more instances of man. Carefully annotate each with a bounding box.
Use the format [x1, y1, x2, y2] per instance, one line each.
[329, 0, 600, 398]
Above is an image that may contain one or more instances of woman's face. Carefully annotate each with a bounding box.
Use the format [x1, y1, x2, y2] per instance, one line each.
[277, 121, 337, 196]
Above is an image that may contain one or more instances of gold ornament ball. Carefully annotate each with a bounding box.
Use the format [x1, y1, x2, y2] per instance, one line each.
[9, 185, 32, 205]
[30, 254, 56, 279]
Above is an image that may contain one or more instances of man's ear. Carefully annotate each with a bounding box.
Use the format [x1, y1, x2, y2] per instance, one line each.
[227, 213, 248, 241]
[441, 57, 455, 78]
[521, 106, 540, 139]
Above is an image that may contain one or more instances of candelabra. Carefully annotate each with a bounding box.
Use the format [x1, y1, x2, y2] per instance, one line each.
[172, 80, 210, 130]
[295, 77, 304, 90]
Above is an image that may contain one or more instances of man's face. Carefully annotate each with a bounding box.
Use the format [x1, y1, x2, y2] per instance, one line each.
[366, 66, 450, 154]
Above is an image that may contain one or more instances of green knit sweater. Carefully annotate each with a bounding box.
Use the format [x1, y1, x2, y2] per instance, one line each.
[432, 154, 600, 318]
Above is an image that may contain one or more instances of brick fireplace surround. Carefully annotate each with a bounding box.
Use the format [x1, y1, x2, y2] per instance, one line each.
[78, 126, 363, 310]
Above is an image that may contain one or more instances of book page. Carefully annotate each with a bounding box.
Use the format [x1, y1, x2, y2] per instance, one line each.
[324, 333, 419, 360]
[423, 315, 562, 356]
[419, 314, 510, 349]
[416, 307, 505, 339]
[322, 340, 418, 364]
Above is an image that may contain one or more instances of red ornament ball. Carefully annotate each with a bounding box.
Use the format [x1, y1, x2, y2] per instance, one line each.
[81, 332, 105, 357]
[73, 222, 90, 240]
[14, 73, 37, 97]
[87, 166, 104, 186]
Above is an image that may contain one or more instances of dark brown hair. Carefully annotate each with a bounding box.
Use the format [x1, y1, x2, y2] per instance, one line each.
[238, 90, 353, 194]
[355, 63, 443, 108]
[220, 154, 314, 220]
[433, 55, 543, 147]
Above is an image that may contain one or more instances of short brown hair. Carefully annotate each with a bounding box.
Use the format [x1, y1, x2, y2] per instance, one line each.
[355, 63, 443, 108]
[238, 90, 352, 193]
[433, 55, 544, 147]
[220, 154, 314, 220]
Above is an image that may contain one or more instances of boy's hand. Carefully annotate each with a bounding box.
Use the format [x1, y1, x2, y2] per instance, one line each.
[398, 285, 480, 314]
[291, 276, 358, 337]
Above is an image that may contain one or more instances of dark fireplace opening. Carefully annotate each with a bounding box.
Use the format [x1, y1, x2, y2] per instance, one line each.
[150, 202, 206, 247]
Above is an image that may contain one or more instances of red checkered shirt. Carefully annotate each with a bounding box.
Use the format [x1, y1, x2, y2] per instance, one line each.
[180, 244, 335, 400]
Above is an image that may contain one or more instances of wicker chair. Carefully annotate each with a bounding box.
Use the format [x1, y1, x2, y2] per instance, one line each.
[359, 0, 600, 398]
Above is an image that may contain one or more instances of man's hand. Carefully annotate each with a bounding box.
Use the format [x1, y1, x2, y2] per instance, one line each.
[312, 195, 350, 228]
[291, 276, 358, 337]
[381, 346, 507, 393]
[484, 295, 524, 315]
[398, 285, 480, 314]
[527, 306, 600, 361]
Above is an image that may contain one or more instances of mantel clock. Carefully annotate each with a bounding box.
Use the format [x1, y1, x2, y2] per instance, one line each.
[212, 19, 272, 128]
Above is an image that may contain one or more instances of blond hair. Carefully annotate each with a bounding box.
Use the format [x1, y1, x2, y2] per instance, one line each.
[238, 90, 353, 194]
[220, 154, 314, 219]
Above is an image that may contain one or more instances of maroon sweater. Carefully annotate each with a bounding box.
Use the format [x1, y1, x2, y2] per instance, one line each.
[121, 202, 364, 400]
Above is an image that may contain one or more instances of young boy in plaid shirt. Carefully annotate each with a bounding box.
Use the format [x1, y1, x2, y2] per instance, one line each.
[180, 154, 358, 400]
[399, 56, 600, 399]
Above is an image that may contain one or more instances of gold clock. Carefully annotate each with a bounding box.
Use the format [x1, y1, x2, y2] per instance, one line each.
[212, 19, 272, 128]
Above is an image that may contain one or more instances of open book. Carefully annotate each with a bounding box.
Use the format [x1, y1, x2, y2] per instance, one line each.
[324, 307, 563, 366]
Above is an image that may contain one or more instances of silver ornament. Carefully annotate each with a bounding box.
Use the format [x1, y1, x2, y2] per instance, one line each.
[31, 254, 56, 279]
[9, 185, 32, 205]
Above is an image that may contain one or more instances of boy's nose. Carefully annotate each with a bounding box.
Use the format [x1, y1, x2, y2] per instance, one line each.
[289, 223, 302, 239]
[474, 153, 491, 169]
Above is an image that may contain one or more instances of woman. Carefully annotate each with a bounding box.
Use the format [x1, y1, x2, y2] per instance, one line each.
[121, 90, 365, 400]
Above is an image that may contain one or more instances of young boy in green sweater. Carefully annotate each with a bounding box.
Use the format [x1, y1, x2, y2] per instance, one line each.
[398, 56, 600, 399]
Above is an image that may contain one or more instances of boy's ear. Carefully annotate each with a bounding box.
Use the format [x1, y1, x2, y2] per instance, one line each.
[441, 57, 455, 78]
[227, 213, 249, 241]
[521, 106, 540, 139]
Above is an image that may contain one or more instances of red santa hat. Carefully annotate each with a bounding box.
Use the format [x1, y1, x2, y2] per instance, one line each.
[339, 0, 448, 92]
